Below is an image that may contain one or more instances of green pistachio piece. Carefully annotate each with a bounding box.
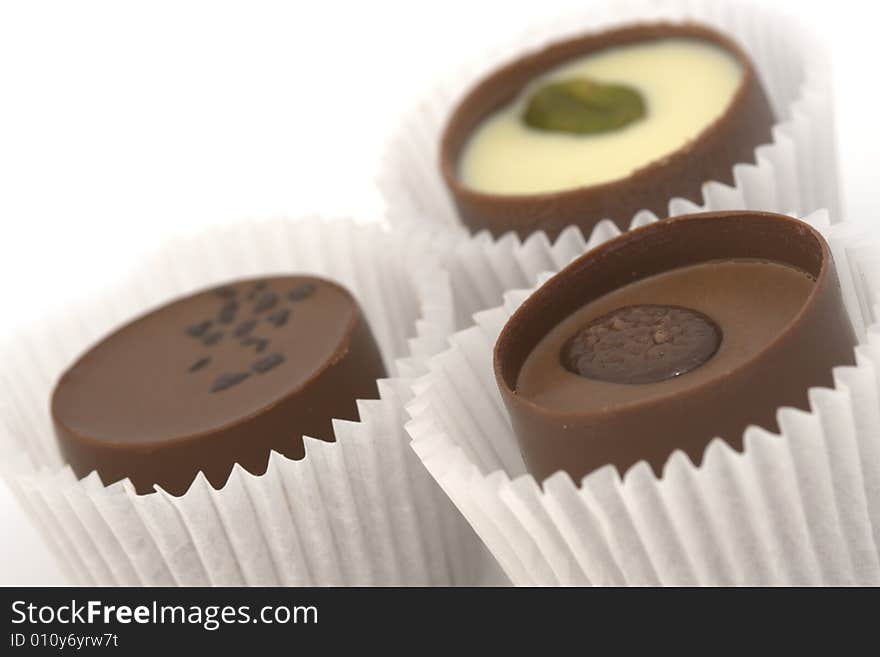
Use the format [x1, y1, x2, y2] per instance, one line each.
[522, 77, 646, 135]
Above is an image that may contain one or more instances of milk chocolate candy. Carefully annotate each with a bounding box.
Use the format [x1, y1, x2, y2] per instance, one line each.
[494, 212, 857, 483]
[441, 23, 775, 240]
[51, 275, 386, 495]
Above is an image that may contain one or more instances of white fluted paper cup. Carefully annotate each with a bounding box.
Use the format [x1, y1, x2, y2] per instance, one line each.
[0, 216, 488, 587]
[406, 210, 880, 585]
[378, 0, 840, 232]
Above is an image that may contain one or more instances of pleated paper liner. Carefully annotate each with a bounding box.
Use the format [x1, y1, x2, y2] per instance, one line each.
[405, 210, 880, 585]
[377, 0, 840, 232]
[0, 216, 488, 586]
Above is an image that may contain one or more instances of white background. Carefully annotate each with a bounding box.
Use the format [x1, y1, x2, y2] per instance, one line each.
[0, 0, 876, 585]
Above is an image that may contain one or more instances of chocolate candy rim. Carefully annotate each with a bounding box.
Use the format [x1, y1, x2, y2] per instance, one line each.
[494, 212, 833, 419]
[439, 22, 775, 240]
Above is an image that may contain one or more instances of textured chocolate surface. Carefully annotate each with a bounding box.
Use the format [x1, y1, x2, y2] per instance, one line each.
[494, 212, 857, 483]
[52, 275, 387, 495]
[440, 22, 775, 240]
[561, 304, 722, 385]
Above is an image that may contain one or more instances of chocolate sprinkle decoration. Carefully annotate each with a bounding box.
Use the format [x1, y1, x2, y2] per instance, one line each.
[561, 304, 721, 385]
[252, 352, 285, 374]
[289, 282, 316, 301]
[210, 371, 250, 393]
[267, 308, 289, 327]
[188, 357, 211, 373]
[202, 331, 224, 347]
[234, 319, 257, 338]
[218, 301, 239, 324]
[242, 336, 269, 353]
[253, 292, 278, 313]
[246, 281, 267, 301]
[186, 320, 212, 338]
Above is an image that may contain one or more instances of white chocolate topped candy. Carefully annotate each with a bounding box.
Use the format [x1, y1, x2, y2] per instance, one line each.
[459, 38, 744, 196]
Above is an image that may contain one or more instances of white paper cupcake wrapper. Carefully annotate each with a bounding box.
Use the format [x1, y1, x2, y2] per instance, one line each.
[406, 210, 880, 585]
[377, 0, 840, 232]
[0, 216, 486, 586]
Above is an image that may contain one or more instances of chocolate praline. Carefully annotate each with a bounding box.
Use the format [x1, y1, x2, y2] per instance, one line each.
[51, 275, 386, 495]
[440, 22, 775, 240]
[494, 211, 857, 483]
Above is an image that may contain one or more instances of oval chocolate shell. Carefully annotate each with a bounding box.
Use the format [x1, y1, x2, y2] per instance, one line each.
[441, 22, 775, 240]
[494, 211, 857, 483]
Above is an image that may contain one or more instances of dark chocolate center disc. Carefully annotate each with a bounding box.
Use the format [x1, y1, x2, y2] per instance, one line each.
[561, 304, 721, 384]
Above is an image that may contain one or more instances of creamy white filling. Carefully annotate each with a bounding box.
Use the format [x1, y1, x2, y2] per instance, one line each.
[459, 38, 744, 195]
